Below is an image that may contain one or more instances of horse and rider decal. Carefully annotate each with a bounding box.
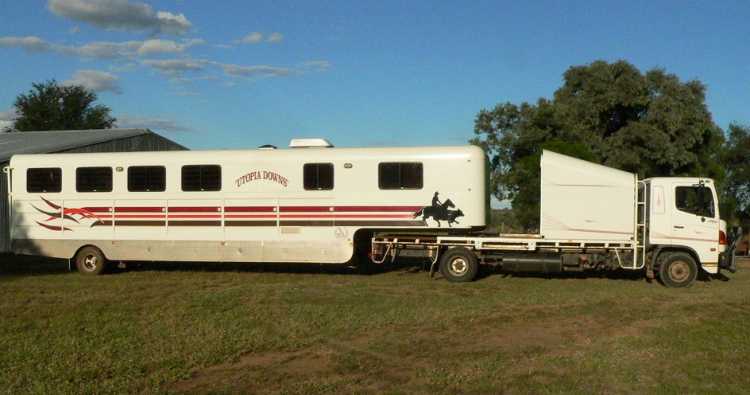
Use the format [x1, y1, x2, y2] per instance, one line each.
[413, 191, 464, 227]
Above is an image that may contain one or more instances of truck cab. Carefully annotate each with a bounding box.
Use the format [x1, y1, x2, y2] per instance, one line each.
[645, 177, 722, 274]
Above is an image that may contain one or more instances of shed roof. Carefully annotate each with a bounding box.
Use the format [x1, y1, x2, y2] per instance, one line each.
[0, 128, 153, 163]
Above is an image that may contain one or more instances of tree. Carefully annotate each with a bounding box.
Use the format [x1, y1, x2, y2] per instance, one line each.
[722, 123, 750, 228]
[472, 60, 725, 230]
[12, 80, 116, 131]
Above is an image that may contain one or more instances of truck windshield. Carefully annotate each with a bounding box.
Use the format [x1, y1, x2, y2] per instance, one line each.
[675, 186, 715, 218]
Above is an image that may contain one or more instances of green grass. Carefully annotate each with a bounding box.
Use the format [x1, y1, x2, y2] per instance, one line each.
[1, 258, 749, 394]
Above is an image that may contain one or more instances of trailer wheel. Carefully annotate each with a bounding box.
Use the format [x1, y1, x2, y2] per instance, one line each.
[439, 247, 479, 282]
[658, 252, 697, 288]
[75, 246, 108, 275]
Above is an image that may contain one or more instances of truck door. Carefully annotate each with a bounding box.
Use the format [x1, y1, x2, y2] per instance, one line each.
[670, 181, 719, 265]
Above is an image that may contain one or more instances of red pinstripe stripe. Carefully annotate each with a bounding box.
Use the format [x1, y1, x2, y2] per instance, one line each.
[71, 205, 424, 214]
[279, 214, 414, 218]
[115, 207, 163, 212]
[224, 206, 275, 212]
[168, 214, 222, 218]
[333, 206, 422, 212]
[225, 214, 277, 218]
[82, 207, 111, 212]
[168, 207, 221, 212]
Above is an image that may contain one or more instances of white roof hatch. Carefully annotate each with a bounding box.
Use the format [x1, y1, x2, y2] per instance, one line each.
[289, 138, 334, 148]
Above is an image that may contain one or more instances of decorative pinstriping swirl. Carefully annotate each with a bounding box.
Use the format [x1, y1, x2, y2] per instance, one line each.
[31, 197, 105, 231]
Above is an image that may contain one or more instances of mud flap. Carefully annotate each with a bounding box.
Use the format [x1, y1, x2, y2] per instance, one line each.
[720, 227, 741, 274]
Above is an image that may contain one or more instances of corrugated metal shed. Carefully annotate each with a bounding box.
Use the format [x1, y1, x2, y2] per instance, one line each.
[0, 128, 186, 253]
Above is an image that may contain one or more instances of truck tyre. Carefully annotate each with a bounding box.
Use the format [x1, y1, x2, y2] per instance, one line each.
[75, 246, 108, 275]
[439, 247, 479, 282]
[658, 252, 697, 288]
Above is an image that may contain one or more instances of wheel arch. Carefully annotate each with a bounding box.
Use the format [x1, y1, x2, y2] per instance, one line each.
[71, 243, 108, 261]
[652, 245, 701, 268]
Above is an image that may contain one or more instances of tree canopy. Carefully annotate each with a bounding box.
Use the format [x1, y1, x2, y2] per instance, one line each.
[722, 123, 750, 228]
[12, 80, 116, 131]
[472, 60, 726, 230]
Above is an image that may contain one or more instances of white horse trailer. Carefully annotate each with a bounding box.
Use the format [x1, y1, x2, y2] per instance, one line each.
[4, 142, 738, 287]
[6, 140, 487, 271]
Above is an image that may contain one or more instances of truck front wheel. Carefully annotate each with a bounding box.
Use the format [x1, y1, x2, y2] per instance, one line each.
[658, 252, 698, 288]
[439, 247, 479, 282]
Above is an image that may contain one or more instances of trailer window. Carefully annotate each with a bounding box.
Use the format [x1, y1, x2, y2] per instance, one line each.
[303, 163, 334, 190]
[76, 167, 112, 192]
[379, 162, 423, 189]
[675, 186, 715, 218]
[182, 165, 221, 191]
[26, 168, 62, 193]
[128, 166, 166, 192]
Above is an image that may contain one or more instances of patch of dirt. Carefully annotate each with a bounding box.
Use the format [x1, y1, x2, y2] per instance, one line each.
[168, 311, 668, 394]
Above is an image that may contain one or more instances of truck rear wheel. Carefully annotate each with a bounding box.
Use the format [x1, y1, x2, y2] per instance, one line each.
[75, 246, 108, 275]
[439, 247, 479, 282]
[658, 252, 697, 288]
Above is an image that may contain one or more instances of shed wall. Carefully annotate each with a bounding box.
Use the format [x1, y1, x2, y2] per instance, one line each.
[0, 166, 9, 252]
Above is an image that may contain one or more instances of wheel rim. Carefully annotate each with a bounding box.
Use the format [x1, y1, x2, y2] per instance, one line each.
[448, 257, 469, 277]
[668, 260, 690, 283]
[82, 254, 98, 272]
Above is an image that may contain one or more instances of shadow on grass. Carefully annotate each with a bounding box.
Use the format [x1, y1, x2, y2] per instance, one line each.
[124, 258, 428, 277]
[1, 254, 727, 285]
[0, 253, 428, 278]
[0, 254, 70, 278]
[478, 265, 650, 283]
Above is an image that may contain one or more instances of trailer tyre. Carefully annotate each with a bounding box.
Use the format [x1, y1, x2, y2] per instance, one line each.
[658, 252, 697, 288]
[75, 246, 108, 275]
[439, 247, 479, 282]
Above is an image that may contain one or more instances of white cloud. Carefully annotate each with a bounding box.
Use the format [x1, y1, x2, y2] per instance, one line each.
[220, 63, 292, 78]
[234, 32, 283, 45]
[267, 32, 283, 43]
[238, 32, 263, 44]
[66, 40, 142, 58]
[143, 58, 209, 76]
[0, 36, 52, 52]
[48, 0, 192, 35]
[137, 38, 203, 55]
[0, 109, 17, 131]
[117, 115, 190, 132]
[64, 70, 122, 94]
[302, 60, 331, 72]
[0, 35, 203, 59]
[69, 25, 80, 34]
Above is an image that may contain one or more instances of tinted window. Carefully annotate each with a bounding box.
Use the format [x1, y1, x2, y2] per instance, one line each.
[128, 166, 166, 192]
[76, 167, 112, 192]
[182, 165, 221, 191]
[27, 168, 62, 193]
[303, 163, 334, 190]
[676, 186, 715, 218]
[379, 162, 423, 189]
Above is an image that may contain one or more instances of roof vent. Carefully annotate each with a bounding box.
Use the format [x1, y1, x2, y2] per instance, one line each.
[289, 138, 333, 148]
[258, 144, 277, 150]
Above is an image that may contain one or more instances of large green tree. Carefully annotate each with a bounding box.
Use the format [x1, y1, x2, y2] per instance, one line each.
[12, 80, 116, 131]
[722, 123, 750, 228]
[473, 60, 725, 230]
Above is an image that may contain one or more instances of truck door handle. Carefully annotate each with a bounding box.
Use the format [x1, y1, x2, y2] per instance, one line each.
[674, 225, 685, 229]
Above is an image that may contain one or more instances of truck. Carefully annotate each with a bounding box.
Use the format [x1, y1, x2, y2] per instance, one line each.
[370, 150, 739, 287]
[5, 140, 738, 287]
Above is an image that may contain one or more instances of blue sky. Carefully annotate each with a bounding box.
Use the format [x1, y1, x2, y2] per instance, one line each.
[0, 0, 747, 150]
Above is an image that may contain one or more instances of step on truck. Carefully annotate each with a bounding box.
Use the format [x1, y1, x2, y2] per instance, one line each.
[371, 150, 739, 287]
